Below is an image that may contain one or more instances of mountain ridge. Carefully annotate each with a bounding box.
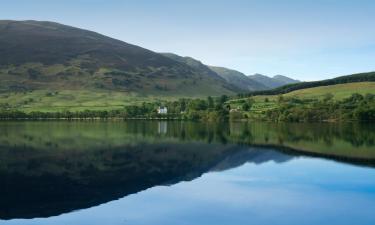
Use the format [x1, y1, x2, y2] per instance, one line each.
[208, 66, 268, 91]
[0, 20, 238, 96]
[161, 53, 269, 92]
[248, 73, 300, 89]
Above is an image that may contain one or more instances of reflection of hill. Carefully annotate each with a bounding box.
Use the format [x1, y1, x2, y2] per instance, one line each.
[0, 121, 374, 219]
[0, 142, 241, 219]
[211, 147, 293, 172]
[0, 141, 293, 220]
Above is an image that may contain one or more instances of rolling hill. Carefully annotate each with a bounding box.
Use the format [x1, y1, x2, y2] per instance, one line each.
[244, 71, 375, 97]
[229, 81, 375, 121]
[0, 20, 238, 97]
[248, 74, 300, 89]
[2, 20, 372, 115]
[160, 53, 221, 80]
[161, 53, 278, 92]
[161, 53, 271, 92]
[208, 66, 268, 91]
[252, 82, 375, 102]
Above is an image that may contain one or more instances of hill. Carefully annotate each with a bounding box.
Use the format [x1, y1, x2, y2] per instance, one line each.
[0, 20, 238, 97]
[230, 81, 375, 121]
[208, 66, 268, 91]
[161, 53, 267, 92]
[160, 53, 299, 92]
[252, 82, 375, 102]
[160, 53, 221, 79]
[248, 74, 300, 89]
[243, 71, 375, 97]
[273, 75, 300, 85]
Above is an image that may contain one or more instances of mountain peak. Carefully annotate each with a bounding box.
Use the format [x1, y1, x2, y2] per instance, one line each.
[248, 74, 300, 89]
[272, 75, 300, 84]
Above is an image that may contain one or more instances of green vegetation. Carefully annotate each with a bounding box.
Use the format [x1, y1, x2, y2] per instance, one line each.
[1, 121, 375, 161]
[0, 20, 238, 97]
[1, 82, 375, 121]
[1, 21, 375, 122]
[239, 71, 375, 97]
[230, 82, 375, 122]
[0, 95, 232, 120]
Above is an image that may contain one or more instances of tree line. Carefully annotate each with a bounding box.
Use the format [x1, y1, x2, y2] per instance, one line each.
[237, 72, 375, 98]
[0, 95, 232, 121]
[1, 93, 375, 122]
[264, 93, 375, 122]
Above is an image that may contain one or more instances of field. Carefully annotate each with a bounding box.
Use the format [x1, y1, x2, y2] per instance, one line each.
[230, 82, 375, 117]
[2, 81, 375, 113]
[0, 90, 178, 112]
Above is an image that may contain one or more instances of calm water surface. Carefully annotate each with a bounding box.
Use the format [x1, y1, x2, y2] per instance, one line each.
[0, 121, 375, 225]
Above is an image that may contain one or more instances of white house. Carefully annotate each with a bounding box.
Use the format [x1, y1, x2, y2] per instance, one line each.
[157, 106, 168, 114]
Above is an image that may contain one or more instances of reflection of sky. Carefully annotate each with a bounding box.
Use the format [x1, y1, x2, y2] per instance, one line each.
[4, 157, 375, 225]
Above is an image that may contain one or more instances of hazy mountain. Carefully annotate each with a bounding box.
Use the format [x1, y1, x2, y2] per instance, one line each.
[0, 20, 238, 96]
[273, 75, 300, 85]
[161, 53, 266, 92]
[160, 53, 223, 80]
[209, 66, 268, 91]
[248, 73, 300, 89]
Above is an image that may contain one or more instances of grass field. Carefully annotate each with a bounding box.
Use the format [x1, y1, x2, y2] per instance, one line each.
[2, 82, 375, 113]
[253, 82, 375, 101]
[230, 82, 375, 118]
[0, 90, 178, 112]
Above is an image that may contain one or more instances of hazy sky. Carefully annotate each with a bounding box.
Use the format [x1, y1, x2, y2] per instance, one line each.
[1, 0, 375, 80]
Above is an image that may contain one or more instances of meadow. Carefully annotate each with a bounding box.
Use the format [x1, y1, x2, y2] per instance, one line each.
[0, 90, 177, 112]
[230, 82, 375, 117]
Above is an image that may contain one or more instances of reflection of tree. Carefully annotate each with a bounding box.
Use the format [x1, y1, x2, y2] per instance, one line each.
[1, 121, 374, 152]
[0, 121, 375, 220]
[0, 141, 240, 219]
[340, 123, 375, 147]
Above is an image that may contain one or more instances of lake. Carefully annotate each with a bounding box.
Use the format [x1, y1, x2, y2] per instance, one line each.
[0, 121, 375, 225]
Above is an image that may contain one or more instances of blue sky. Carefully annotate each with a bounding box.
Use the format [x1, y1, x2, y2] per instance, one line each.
[1, 0, 375, 80]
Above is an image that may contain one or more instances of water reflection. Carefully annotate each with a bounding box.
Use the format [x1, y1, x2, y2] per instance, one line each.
[0, 121, 374, 223]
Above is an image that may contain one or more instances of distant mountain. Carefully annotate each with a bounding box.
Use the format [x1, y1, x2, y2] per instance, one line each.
[208, 66, 268, 91]
[273, 75, 300, 85]
[245, 71, 375, 96]
[0, 20, 238, 96]
[161, 53, 267, 92]
[160, 53, 223, 80]
[248, 74, 300, 89]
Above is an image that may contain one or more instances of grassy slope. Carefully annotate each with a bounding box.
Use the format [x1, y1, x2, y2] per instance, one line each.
[245, 71, 375, 96]
[258, 82, 375, 101]
[230, 82, 375, 117]
[3, 81, 374, 113]
[0, 20, 237, 103]
[0, 90, 176, 112]
[0, 74, 234, 112]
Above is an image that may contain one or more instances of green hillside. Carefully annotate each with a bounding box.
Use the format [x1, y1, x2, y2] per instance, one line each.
[0, 20, 238, 99]
[243, 71, 375, 97]
[255, 82, 375, 101]
[160, 53, 221, 79]
[230, 82, 375, 121]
